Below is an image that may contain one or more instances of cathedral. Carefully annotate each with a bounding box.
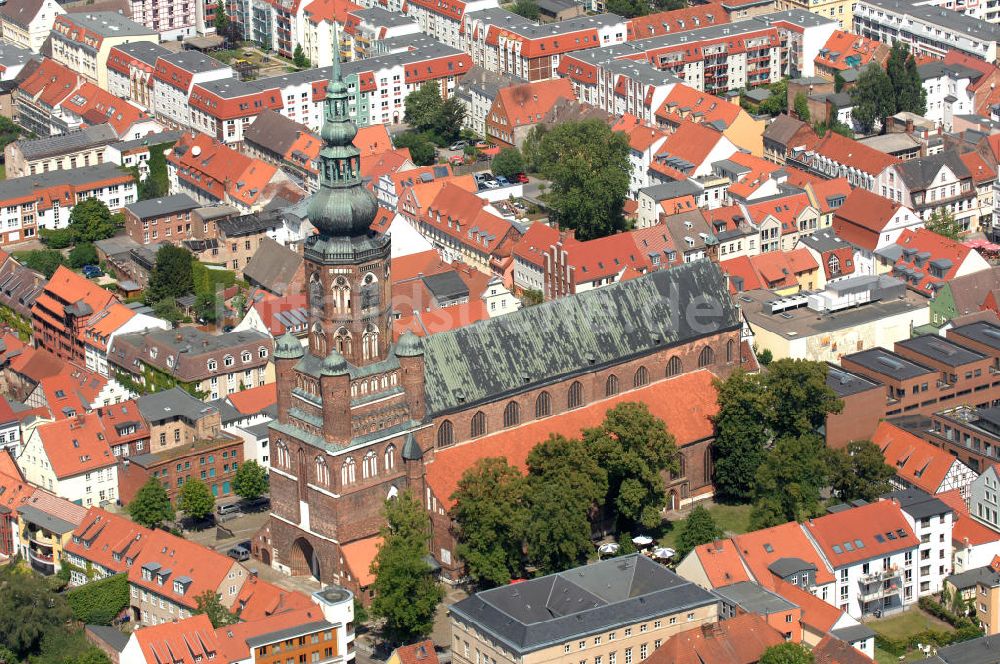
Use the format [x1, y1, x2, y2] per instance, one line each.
[260, 48, 747, 596]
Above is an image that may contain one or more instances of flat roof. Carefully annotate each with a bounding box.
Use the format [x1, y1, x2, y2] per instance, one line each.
[738, 288, 928, 341]
[842, 347, 934, 380]
[125, 193, 199, 219]
[715, 581, 797, 615]
[61, 11, 155, 37]
[896, 334, 986, 367]
[949, 321, 1000, 351]
[858, 0, 1000, 42]
[826, 363, 882, 397]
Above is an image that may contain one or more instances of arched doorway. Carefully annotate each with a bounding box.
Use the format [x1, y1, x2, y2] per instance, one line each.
[260, 548, 271, 566]
[292, 537, 321, 581]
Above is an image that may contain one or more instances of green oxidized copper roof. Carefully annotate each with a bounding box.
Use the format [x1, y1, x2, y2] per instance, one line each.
[420, 261, 740, 415]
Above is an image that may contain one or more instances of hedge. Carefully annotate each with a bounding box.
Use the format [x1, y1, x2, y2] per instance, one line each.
[66, 573, 129, 625]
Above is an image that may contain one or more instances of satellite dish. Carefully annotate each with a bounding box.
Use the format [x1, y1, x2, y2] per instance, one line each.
[192, 145, 202, 157]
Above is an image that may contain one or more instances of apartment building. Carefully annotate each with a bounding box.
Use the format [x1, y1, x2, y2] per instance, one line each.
[106, 41, 170, 110]
[151, 50, 232, 129]
[0, 42, 34, 81]
[17, 413, 118, 507]
[451, 555, 720, 664]
[109, 328, 274, 400]
[50, 12, 157, 89]
[63, 508, 151, 586]
[853, 0, 1000, 62]
[0, 164, 135, 246]
[32, 265, 120, 365]
[0, 0, 65, 52]
[346, 7, 420, 61]
[128, 0, 200, 40]
[82, 303, 170, 378]
[123, 193, 200, 245]
[876, 151, 980, 229]
[884, 489, 955, 596]
[4, 124, 118, 178]
[405, 0, 498, 49]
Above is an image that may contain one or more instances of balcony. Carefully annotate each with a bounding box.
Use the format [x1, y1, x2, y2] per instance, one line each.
[27, 548, 55, 575]
[861, 567, 900, 585]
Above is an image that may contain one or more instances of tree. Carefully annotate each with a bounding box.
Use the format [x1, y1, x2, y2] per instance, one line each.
[760, 643, 814, 664]
[370, 491, 443, 645]
[606, 0, 649, 17]
[194, 591, 238, 627]
[145, 244, 195, 304]
[403, 83, 465, 145]
[676, 506, 723, 560]
[0, 566, 74, 659]
[510, 0, 540, 19]
[39, 227, 75, 249]
[754, 80, 788, 116]
[926, 208, 965, 241]
[793, 92, 810, 122]
[233, 460, 269, 500]
[66, 574, 129, 625]
[525, 435, 606, 574]
[751, 434, 830, 528]
[521, 124, 548, 173]
[711, 371, 769, 503]
[834, 70, 846, 93]
[292, 43, 310, 69]
[829, 440, 895, 502]
[491, 148, 525, 180]
[538, 119, 630, 240]
[137, 143, 172, 200]
[194, 293, 221, 324]
[851, 63, 894, 134]
[393, 131, 437, 166]
[68, 243, 99, 269]
[584, 402, 677, 530]
[0, 116, 21, 153]
[127, 478, 175, 528]
[14, 249, 64, 277]
[152, 299, 184, 327]
[178, 479, 214, 521]
[900, 51, 927, 116]
[450, 458, 527, 587]
[68, 197, 118, 243]
[213, 0, 229, 33]
[764, 359, 842, 439]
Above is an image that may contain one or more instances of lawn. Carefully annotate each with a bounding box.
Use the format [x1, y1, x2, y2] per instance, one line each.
[870, 609, 952, 663]
[658, 502, 753, 550]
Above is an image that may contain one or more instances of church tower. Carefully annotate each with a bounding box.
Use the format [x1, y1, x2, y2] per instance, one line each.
[264, 42, 428, 590]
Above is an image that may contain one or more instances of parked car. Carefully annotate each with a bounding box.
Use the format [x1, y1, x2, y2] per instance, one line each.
[217, 502, 241, 517]
[227, 545, 250, 562]
[495, 175, 510, 186]
[475, 140, 491, 149]
[449, 140, 468, 151]
[449, 154, 465, 166]
[514, 172, 529, 184]
[483, 179, 500, 189]
[82, 265, 103, 278]
[240, 496, 270, 512]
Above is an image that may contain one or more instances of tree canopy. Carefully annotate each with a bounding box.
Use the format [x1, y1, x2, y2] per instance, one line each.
[793, 92, 810, 122]
[829, 439, 895, 502]
[233, 460, 269, 500]
[760, 643, 814, 664]
[851, 63, 895, 134]
[292, 44, 310, 69]
[492, 148, 525, 180]
[393, 131, 437, 166]
[145, 244, 195, 305]
[925, 208, 965, 241]
[537, 119, 630, 240]
[509, 0, 539, 19]
[68, 198, 119, 243]
[127, 478, 175, 528]
[14, 249, 65, 278]
[178, 479, 214, 521]
[68, 243, 99, 269]
[403, 84, 465, 146]
[887, 42, 926, 117]
[370, 491, 443, 645]
[450, 457, 527, 587]
[194, 591, 238, 627]
[750, 433, 830, 529]
[675, 506, 723, 560]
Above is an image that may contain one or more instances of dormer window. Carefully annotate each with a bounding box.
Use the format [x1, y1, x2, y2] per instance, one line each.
[208, 359, 217, 371]
[241, 351, 251, 363]
[224, 355, 234, 367]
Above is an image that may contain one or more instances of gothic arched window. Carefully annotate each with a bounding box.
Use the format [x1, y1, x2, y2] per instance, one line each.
[334, 327, 352, 356]
[437, 420, 454, 448]
[362, 324, 380, 361]
[363, 451, 378, 479]
[333, 276, 351, 313]
[727, 339, 735, 363]
[275, 441, 289, 469]
[312, 323, 326, 355]
[667, 356, 682, 377]
[634, 366, 649, 388]
[315, 456, 330, 486]
[535, 391, 551, 418]
[341, 457, 356, 486]
[503, 401, 520, 428]
[698, 346, 715, 368]
[471, 411, 487, 438]
[606, 374, 619, 397]
[384, 444, 396, 471]
[568, 381, 583, 410]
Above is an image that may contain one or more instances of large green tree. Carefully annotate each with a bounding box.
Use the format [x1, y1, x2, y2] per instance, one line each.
[886, 43, 926, 116]
[68, 198, 118, 243]
[926, 208, 965, 241]
[178, 478, 214, 521]
[450, 457, 528, 587]
[292, 44, 310, 69]
[491, 148, 525, 180]
[525, 435, 606, 574]
[851, 63, 894, 134]
[13, 249, 65, 277]
[394, 131, 437, 166]
[127, 478, 175, 528]
[675, 505, 723, 560]
[68, 243, 99, 269]
[233, 460, 269, 500]
[711, 371, 770, 503]
[509, 0, 540, 19]
[538, 119, 630, 240]
[764, 359, 843, 439]
[145, 244, 195, 305]
[829, 440, 895, 502]
[584, 402, 678, 530]
[0, 566, 74, 659]
[793, 92, 810, 122]
[750, 434, 830, 529]
[403, 84, 465, 146]
[606, 0, 649, 17]
[0, 116, 21, 154]
[370, 491, 443, 645]
[194, 591, 238, 627]
[760, 643, 814, 664]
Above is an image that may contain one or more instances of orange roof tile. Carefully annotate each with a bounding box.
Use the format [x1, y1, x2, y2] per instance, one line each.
[646, 613, 784, 664]
[944, 50, 998, 92]
[18, 58, 80, 109]
[893, 228, 976, 292]
[813, 635, 876, 664]
[734, 522, 833, 589]
[216, 606, 329, 662]
[961, 151, 996, 185]
[495, 79, 576, 128]
[626, 3, 727, 40]
[61, 81, 147, 138]
[426, 371, 718, 510]
[813, 132, 897, 177]
[134, 614, 218, 664]
[393, 640, 440, 664]
[613, 114, 667, 152]
[226, 383, 277, 415]
[233, 575, 314, 622]
[804, 501, 915, 568]
[938, 489, 997, 547]
[302, 0, 362, 24]
[692, 539, 753, 587]
[65, 508, 151, 574]
[654, 120, 727, 174]
[342, 535, 381, 587]
[772, 578, 845, 633]
[814, 30, 889, 72]
[166, 133, 279, 207]
[35, 413, 115, 478]
[720, 256, 764, 293]
[874, 421, 957, 495]
[0, 459, 34, 520]
[127, 529, 238, 610]
[655, 83, 741, 128]
[81, 302, 136, 351]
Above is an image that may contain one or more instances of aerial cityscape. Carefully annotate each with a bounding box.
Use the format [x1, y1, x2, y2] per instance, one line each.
[5, 0, 1000, 661]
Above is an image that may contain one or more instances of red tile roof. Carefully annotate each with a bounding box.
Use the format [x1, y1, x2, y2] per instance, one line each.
[772, 578, 845, 633]
[813, 635, 876, 664]
[567, 232, 652, 285]
[216, 606, 329, 662]
[804, 501, 915, 568]
[167, 133, 281, 208]
[226, 383, 277, 415]
[35, 368, 108, 420]
[65, 508, 151, 574]
[34, 413, 115, 478]
[342, 535, 381, 587]
[938, 489, 997, 547]
[0, 459, 34, 520]
[893, 228, 977, 293]
[426, 370, 719, 510]
[613, 114, 667, 152]
[494, 79, 576, 128]
[874, 421, 957, 495]
[127, 529, 239, 610]
[393, 640, 439, 664]
[944, 50, 998, 92]
[82, 303, 136, 352]
[831, 189, 904, 251]
[233, 574, 313, 622]
[745, 193, 815, 236]
[720, 256, 764, 293]
[421, 184, 521, 259]
[8, 346, 64, 384]
[61, 81, 147, 138]
[646, 613, 784, 664]
[692, 539, 753, 587]
[733, 521, 833, 589]
[655, 84, 741, 129]
[302, 0, 362, 24]
[813, 132, 897, 177]
[961, 151, 996, 185]
[814, 30, 888, 72]
[626, 3, 727, 40]
[33, 266, 117, 334]
[654, 120, 728, 174]
[18, 58, 80, 109]
[133, 614, 219, 664]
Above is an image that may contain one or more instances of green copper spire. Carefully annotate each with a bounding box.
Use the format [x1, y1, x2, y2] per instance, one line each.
[307, 24, 377, 238]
